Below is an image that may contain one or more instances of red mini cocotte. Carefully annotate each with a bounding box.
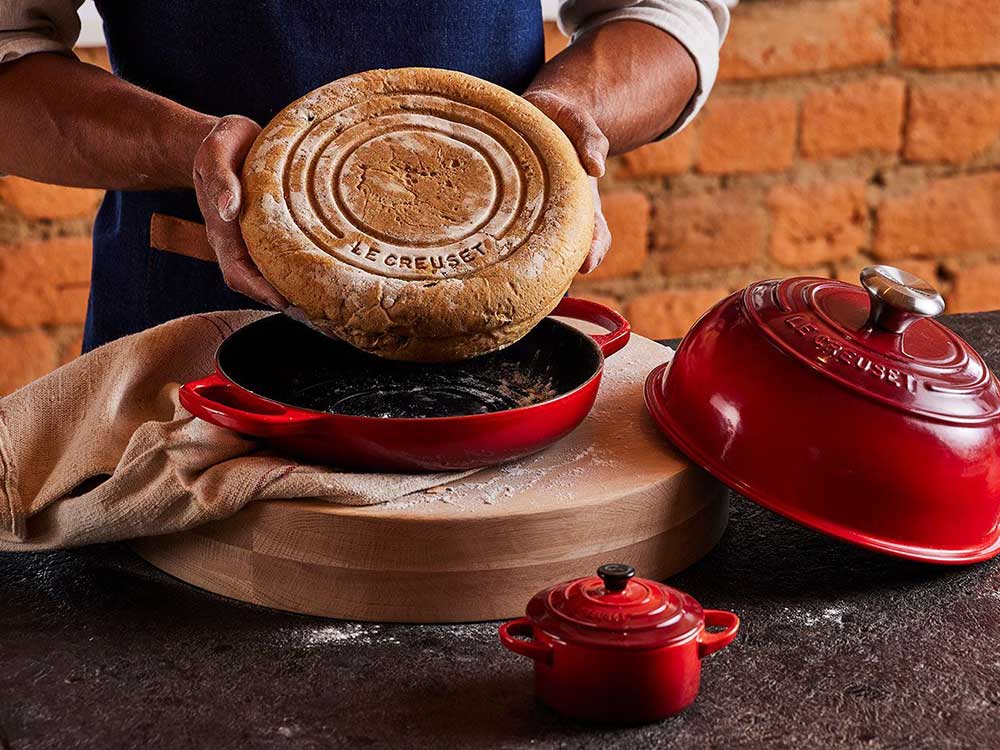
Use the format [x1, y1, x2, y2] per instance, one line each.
[499, 564, 739, 723]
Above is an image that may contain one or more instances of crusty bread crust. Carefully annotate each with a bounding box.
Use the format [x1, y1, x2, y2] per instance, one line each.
[241, 67, 593, 362]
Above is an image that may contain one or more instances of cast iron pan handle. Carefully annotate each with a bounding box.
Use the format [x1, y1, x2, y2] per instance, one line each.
[552, 297, 631, 358]
[498, 618, 554, 665]
[179, 372, 323, 437]
[697, 610, 740, 659]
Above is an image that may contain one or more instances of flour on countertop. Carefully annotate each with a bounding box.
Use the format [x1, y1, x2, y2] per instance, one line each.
[780, 605, 849, 628]
[293, 621, 497, 650]
[296, 623, 400, 648]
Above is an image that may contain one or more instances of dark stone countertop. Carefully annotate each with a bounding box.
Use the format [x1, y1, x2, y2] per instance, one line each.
[3, 312, 1000, 750]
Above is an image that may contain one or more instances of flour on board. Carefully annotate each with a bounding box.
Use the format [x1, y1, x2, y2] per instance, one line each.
[383, 337, 675, 512]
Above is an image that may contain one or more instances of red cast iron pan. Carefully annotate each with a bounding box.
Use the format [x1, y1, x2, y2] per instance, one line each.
[180, 297, 629, 471]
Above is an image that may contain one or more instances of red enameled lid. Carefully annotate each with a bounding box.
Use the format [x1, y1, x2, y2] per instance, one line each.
[524, 564, 705, 650]
[742, 266, 1000, 422]
[642, 265, 1000, 563]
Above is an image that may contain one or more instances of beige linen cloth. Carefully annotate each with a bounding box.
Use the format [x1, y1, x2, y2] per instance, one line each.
[0, 311, 476, 551]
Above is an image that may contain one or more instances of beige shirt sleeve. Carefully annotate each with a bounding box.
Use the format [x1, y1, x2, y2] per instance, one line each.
[0, 0, 83, 64]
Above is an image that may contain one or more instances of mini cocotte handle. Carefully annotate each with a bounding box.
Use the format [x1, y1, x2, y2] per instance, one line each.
[697, 610, 740, 659]
[179, 372, 323, 437]
[499, 618, 554, 665]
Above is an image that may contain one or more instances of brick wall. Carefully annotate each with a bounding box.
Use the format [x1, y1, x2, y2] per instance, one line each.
[2, 2, 1000, 393]
[563, 0, 1000, 340]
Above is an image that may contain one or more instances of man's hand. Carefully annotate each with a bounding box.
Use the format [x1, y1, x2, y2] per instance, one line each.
[193, 115, 287, 309]
[0, 55, 287, 307]
[523, 90, 611, 274]
[524, 20, 699, 275]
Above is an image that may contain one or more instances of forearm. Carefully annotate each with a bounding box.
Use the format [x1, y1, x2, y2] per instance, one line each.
[525, 20, 698, 155]
[0, 53, 217, 190]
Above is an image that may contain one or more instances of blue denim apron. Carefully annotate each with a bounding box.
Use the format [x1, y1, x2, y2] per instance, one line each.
[84, 1, 544, 350]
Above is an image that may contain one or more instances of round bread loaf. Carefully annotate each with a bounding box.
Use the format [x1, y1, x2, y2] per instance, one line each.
[240, 67, 593, 362]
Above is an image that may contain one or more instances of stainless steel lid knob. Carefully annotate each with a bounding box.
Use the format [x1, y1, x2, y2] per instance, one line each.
[861, 265, 945, 335]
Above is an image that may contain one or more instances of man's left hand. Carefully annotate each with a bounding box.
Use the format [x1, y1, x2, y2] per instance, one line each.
[523, 90, 611, 274]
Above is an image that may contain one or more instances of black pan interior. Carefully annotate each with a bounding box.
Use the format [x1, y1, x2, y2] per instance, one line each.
[217, 314, 602, 419]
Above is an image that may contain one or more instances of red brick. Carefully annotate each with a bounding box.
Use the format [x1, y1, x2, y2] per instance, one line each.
[905, 81, 1000, 163]
[620, 127, 695, 177]
[0, 330, 58, 395]
[583, 190, 650, 280]
[768, 181, 869, 266]
[801, 77, 906, 160]
[0, 238, 92, 327]
[697, 96, 798, 175]
[897, 0, 1000, 69]
[874, 172, 1000, 259]
[949, 263, 1000, 314]
[543, 21, 569, 60]
[0, 177, 102, 221]
[720, 0, 891, 82]
[654, 193, 765, 275]
[625, 288, 730, 339]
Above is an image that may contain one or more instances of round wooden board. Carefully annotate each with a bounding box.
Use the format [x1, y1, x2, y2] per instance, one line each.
[132, 330, 727, 622]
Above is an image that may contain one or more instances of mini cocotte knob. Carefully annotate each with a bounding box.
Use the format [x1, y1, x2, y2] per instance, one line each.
[597, 563, 636, 592]
[861, 265, 945, 335]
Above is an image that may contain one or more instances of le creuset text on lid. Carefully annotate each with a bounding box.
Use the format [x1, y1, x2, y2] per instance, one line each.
[749, 267, 1000, 421]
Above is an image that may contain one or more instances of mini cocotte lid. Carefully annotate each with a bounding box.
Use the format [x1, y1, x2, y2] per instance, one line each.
[524, 564, 706, 650]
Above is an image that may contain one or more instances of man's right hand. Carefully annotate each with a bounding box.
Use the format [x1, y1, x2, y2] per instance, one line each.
[0, 56, 286, 308]
[193, 115, 287, 309]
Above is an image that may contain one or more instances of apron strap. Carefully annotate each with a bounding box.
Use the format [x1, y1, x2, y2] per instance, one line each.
[150, 213, 215, 263]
